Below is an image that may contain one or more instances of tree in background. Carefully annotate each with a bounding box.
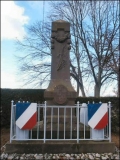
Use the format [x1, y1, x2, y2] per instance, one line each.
[48, 0, 119, 97]
[15, 21, 51, 88]
[15, 0, 119, 97]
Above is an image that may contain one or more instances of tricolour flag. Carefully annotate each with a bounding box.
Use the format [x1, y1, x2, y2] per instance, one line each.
[88, 103, 108, 129]
[16, 102, 37, 130]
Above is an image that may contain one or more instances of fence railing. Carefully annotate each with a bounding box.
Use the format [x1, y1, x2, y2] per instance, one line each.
[10, 101, 111, 143]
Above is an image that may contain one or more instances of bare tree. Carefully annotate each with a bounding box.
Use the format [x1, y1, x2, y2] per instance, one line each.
[48, 0, 119, 97]
[85, 1, 119, 97]
[106, 40, 119, 97]
[15, 21, 51, 88]
[15, 1, 119, 97]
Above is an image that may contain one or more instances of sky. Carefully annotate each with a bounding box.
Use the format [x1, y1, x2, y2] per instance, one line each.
[1, 1, 116, 96]
[1, 1, 50, 89]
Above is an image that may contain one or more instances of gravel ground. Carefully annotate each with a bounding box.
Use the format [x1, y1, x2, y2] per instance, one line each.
[0, 151, 120, 160]
[1, 143, 120, 160]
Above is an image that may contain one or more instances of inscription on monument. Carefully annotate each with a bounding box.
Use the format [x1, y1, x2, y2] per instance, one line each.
[54, 85, 68, 104]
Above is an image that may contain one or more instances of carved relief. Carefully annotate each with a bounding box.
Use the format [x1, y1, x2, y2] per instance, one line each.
[57, 45, 67, 71]
[55, 33, 69, 43]
[51, 31, 70, 43]
[51, 29, 71, 69]
[54, 85, 68, 104]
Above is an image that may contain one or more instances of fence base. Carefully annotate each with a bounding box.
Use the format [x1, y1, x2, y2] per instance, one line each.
[5, 140, 115, 154]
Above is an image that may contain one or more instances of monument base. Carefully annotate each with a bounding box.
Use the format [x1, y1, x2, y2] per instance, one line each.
[5, 141, 115, 154]
[6, 122, 115, 154]
[44, 79, 77, 106]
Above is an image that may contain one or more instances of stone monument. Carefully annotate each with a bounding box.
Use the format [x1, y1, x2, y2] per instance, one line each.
[44, 20, 77, 106]
[5, 20, 115, 154]
[44, 20, 77, 138]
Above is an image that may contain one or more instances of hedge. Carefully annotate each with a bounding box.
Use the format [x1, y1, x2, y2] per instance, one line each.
[1, 89, 119, 133]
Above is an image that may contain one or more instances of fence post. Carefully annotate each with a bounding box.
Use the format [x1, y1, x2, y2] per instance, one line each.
[57, 107, 59, 139]
[51, 107, 53, 139]
[44, 101, 47, 143]
[77, 101, 79, 143]
[108, 101, 111, 142]
[64, 107, 66, 139]
[70, 107, 72, 139]
[10, 100, 14, 143]
[37, 104, 40, 139]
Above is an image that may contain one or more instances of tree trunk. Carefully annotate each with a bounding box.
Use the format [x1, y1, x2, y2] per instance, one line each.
[94, 84, 101, 97]
[77, 83, 79, 96]
[118, 73, 119, 97]
[81, 85, 86, 97]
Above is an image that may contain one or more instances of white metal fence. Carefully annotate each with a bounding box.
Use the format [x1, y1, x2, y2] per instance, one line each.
[10, 101, 112, 143]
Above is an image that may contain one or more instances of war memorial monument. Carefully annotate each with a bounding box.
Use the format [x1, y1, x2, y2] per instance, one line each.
[5, 20, 115, 154]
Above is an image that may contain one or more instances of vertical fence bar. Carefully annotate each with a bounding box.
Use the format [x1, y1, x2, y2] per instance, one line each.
[14, 103, 16, 137]
[30, 130, 32, 139]
[103, 128, 104, 138]
[10, 100, 14, 143]
[37, 105, 40, 139]
[39, 106, 41, 138]
[70, 107, 72, 139]
[13, 105, 15, 138]
[107, 120, 108, 137]
[84, 106, 85, 139]
[51, 107, 53, 139]
[64, 107, 66, 139]
[104, 125, 106, 138]
[57, 107, 59, 139]
[104, 100, 108, 138]
[108, 102, 111, 142]
[77, 101, 79, 143]
[44, 101, 47, 143]
[107, 122, 108, 137]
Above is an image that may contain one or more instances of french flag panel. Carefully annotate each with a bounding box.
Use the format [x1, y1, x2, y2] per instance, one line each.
[16, 103, 37, 130]
[88, 103, 108, 129]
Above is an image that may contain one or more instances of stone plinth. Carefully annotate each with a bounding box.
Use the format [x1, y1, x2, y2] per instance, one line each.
[5, 141, 115, 154]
